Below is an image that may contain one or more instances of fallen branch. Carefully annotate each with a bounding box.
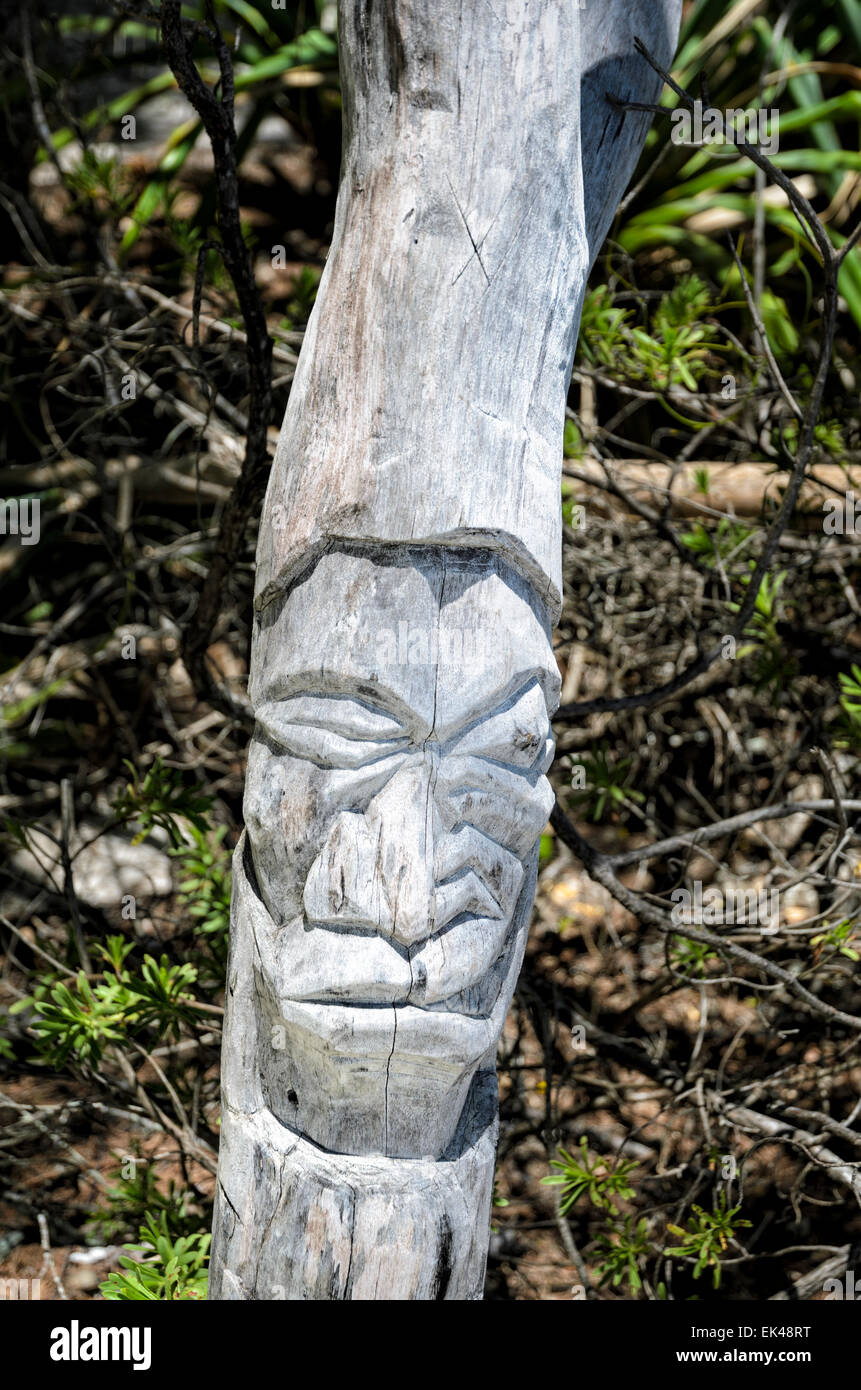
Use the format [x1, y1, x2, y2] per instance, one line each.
[550, 801, 861, 1033]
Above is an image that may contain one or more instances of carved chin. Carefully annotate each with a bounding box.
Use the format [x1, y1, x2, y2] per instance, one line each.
[234, 837, 536, 1159]
[262, 999, 502, 1160]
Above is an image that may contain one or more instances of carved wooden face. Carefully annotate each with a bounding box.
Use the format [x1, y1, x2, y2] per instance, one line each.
[241, 546, 559, 1159]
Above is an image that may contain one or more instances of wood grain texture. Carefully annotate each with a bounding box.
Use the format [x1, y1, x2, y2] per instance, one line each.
[210, 901, 499, 1300]
[580, 0, 683, 260]
[255, 0, 588, 622]
[213, 0, 682, 1301]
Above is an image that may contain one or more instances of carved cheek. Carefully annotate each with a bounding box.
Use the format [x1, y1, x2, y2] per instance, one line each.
[432, 825, 525, 929]
[434, 755, 555, 860]
[303, 810, 390, 932]
[244, 746, 319, 922]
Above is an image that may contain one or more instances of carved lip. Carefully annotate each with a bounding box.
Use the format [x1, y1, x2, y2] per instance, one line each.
[274, 907, 514, 1014]
[277, 996, 503, 1066]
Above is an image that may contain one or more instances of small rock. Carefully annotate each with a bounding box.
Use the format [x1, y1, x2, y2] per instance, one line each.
[11, 825, 172, 908]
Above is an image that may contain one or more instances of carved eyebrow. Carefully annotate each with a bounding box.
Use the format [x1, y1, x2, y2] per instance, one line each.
[251, 675, 436, 735]
[431, 665, 557, 744]
[259, 694, 408, 740]
[255, 695, 412, 769]
[444, 680, 551, 769]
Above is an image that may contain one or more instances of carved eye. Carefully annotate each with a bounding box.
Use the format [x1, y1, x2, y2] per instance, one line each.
[446, 680, 552, 772]
[255, 694, 410, 769]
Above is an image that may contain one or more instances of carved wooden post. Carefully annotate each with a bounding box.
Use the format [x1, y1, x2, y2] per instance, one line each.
[210, 0, 681, 1301]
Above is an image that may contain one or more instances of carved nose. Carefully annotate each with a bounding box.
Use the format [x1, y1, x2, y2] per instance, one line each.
[303, 757, 442, 947]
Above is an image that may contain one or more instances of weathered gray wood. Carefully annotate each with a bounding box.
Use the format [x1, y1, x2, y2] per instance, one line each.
[211, 0, 681, 1301]
[580, 1, 683, 261]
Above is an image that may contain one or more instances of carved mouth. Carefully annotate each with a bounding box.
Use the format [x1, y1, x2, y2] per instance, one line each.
[241, 824, 530, 1015]
[274, 902, 518, 1015]
[277, 996, 502, 1059]
[238, 834, 535, 1159]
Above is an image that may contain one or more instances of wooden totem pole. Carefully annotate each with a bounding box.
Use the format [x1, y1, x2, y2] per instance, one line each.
[210, 0, 681, 1300]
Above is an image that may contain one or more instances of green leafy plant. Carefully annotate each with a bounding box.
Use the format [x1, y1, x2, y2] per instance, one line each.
[577, 284, 630, 367]
[544, 1137, 650, 1292]
[569, 745, 645, 823]
[90, 1157, 206, 1244]
[24, 938, 198, 1069]
[563, 418, 584, 460]
[578, 276, 727, 399]
[730, 567, 793, 691]
[665, 1194, 752, 1289]
[631, 275, 724, 391]
[100, 1212, 210, 1301]
[65, 147, 135, 216]
[492, 1177, 510, 1209]
[618, 0, 861, 329]
[593, 1215, 652, 1292]
[51, 10, 341, 260]
[838, 664, 861, 745]
[542, 1136, 639, 1215]
[26, 973, 128, 1068]
[539, 831, 556, 866]
[171, 824, 232, 962]
[681, 517, 752, 567]
[561, 491, 585, 528]
[669, 936, 719, 979]
[113, 757, 213, 848]
[811, 917, 860, 963]
[779, 417, 846, 460]
[280, 265, 322, 331]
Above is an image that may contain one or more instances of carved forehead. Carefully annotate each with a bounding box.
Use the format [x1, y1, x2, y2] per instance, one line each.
[250, 545, 560, 732]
